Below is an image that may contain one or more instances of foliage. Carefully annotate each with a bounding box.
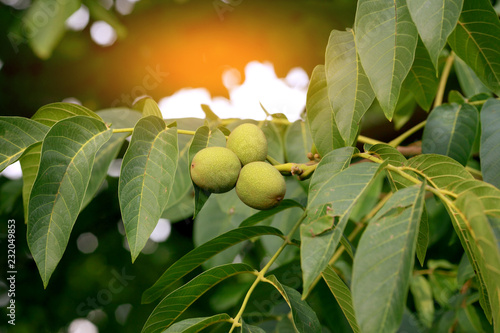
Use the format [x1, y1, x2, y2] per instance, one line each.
[1, 0, 500, 332]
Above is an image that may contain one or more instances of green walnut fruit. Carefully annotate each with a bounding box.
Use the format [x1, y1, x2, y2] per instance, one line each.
[236, 161, 286, 210]
[227, 123, 268, 165]
[190, 147, 241, 193]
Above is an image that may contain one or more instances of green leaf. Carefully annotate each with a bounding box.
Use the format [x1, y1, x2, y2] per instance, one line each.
[306, 147, 355, 208]
[354, 0, 418, 119]
[322, 265, 360, 333]
[264, 275, 322, 333]
[405, 154, 474, 189]
[325, 29, 375, 146]
[457, 305, 485, 333]
[352, 183, 426, 333]
[416, 208, 429, 266]
[162, 314, 232, 333]
[457, 253, 475, 286]
[142, 226, 284, 304]
[306, 65, 345, 157]
[194, 189, 257, 269]
[439, 196, 492, 320]
[261, 122, 285, 163]
[0, 117, 49, 172]
[365, 144, 411, 190]
[240, 321, 266, 333]
[27, 116, 112, 287]
[349, 173, 384, 223]
[403, 39, 440, 111]
[22, 0, 80, 59]
[119, 116, 178, 262]
[239, 200, 304, 227]
[392, 87, 418, 130]
[455, 194, 500, 331]
[188, 126, 226, 217]
[448, 0, 500, 95]
[31, 102, 103, 127]
[454, 56, 492, 98]
[407, 0, 463, 70]
[200, 104, 220, 122]
[284, 120, 313, 163]
[422, 103, 478, 166]
[83, 108, 142, 208]
[480, 98, 500, 189]
[133, 97, 163, 118]
[302, 152, 383, 297]
[162, 118, 204, 221]
[410, 275, 435, 328]
[448, 179, 500, 217]
[20, 142, 42, 221]
[142, 263, 254, 333]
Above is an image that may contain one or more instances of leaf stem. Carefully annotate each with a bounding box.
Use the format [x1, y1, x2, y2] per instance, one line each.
[112, 128, 134, 133]
[388, 120, 426, 147]
[228, 212, 307, 332]
[267, 155, 281, 166]
[434, 52, 455, 109]
[357, 135, 383, 146]
[111, 128, 197, 136]
[468, 97, 500, 106]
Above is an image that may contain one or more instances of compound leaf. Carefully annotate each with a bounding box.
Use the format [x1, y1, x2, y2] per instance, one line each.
[448, 0, 500, 95]
[455, 194, 500, 330]
[403, 39, 440, 111]
[142, 264, 254, 333]
[306, 65, 345, 158]
[27, 116, 112, 287]
[322, 265, 360, 333]
[133, 97, 163, 118]
[407, 0, 463, 70]
[31, 102, 102, 126]
[480, 98, 500, 188]
[352, 183, 426, 333]
[83, 108, 142, 208]
[162, 314, 232, 333]
[264, 275, 322, 333]
[405, 154, 473, 189]
[142, 226, 284, 304]
[119, 116, 178, 262]
[355, 0, 418, 119]
[325, 29, 375, 145]
[0, 117, 49, 172]
[422, 103, 478, 165]
[302, 148, 383, 297]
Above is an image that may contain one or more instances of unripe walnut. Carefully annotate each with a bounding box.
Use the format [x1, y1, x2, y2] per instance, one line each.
[226, 123, 268, 165]
[236, 161, 286, 210]
[190, 147, 241, 193]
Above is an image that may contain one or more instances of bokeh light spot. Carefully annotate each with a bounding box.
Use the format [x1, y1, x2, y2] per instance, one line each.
[77, 232, 99, 254]
[115, 304, 133, 325]
[150, 218, 171, 242]
[0, 0, 30, 9]
[107, 159, 122, 178]
[90, 21, 117, 47]
[66, 5, 90, 31]
[62, 97, 82, 105]
[286, 67, 309, 89]
[1, 161, 22, 180]
[68, 318, 98, 333]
